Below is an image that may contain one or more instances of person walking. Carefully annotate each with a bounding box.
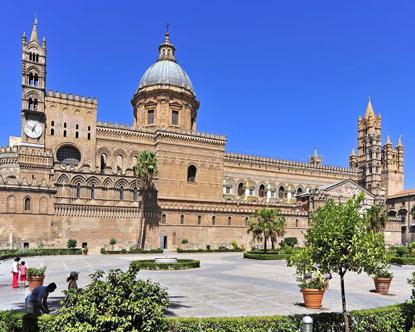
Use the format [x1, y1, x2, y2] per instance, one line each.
[67, 271, 79, 290]
[25, 283, 57, 314]
[11, 257, 20, 288]
[19, 261, 27, 288]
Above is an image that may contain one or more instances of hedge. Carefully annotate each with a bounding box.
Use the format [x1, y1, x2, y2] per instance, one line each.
[390, 256, 415, 265]
[130, 259, 200, 270]
[0, 303, 412, 331]
[100, 248, 163, 255]
[243, 252, 291, 260]
[0, 248, 82, 261]
[177, 248, 243, 253]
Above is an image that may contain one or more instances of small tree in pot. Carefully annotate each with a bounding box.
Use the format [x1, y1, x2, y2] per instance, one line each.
[109, 238, 117, 251]
[27, 267, 46, 291]
[372, 267, 393, 294]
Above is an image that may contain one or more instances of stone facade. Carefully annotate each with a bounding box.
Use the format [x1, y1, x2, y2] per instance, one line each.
[0, 20, 407, 251]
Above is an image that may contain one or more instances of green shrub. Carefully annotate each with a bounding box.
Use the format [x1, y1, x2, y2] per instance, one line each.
[27, 267, 46, 278]
[206, 244, 211, 251]
[397, 246, 410, 257]
[231, 240, 238, 250]
[39, 267, 169, 332]
[281, 237, 298, 248]
[0, 304, 409, 332]
[130, 259, 200, 270]
[0, 248, 82, 261]
[390, 256, 415, 265]
[67, 239, 77, 249]
[283, 247, 293, 255]
[176, 248, 243, 253]
[243, 252, 291, 260]
[181, 239, 188, 245]
[100, 248, 163, 254]
[167, 316, 298, 332]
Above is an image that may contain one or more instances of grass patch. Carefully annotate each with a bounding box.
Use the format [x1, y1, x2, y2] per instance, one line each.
[130, 259, 200, 270]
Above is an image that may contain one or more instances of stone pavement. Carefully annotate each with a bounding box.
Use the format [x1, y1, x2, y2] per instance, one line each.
[0, 252, 412, 317]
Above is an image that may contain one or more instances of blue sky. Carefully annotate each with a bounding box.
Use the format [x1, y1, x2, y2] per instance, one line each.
[1, 1, 414, 188]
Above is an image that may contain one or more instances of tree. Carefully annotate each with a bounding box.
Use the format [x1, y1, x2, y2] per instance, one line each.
[247, 208, 285, 252]
[39, 266, 169, 332]
[133, 151, 158, 249]
[366, 204, 388, 232]
[109, 238, 117, 250]
[289, 193, 388, 332]
[67, 239, 77, 249]
[411, 206, 415, 219]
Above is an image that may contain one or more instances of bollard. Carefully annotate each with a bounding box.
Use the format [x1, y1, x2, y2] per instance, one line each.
[302, 316, 313, 332]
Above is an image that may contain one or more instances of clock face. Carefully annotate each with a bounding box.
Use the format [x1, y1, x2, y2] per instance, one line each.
[24, 120, 43, 139]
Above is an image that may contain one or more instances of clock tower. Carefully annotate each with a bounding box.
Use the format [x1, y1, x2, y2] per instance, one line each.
[21, 18, 46, 146]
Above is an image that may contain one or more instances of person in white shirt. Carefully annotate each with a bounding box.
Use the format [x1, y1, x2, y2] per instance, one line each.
[11, 257, 20, 288]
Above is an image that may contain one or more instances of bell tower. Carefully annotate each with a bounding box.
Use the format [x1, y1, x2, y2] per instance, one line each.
[350, 98, 384, 196]
[21, 18, 47, 146]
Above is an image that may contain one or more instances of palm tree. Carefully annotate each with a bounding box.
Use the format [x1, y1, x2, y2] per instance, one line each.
[270, 211, 286, 249]
[133, 151, 158, 249]
[366, 205, 388, 232]
[248, 208, 284, 252]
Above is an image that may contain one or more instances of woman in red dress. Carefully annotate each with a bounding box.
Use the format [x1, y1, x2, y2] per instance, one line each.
[12, 257, 20, 288]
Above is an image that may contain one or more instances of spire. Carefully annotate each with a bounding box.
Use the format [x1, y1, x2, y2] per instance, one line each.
[386, 135, 391, 145]
[158, 27, 176, 62]
[313, 147, 318, 157]
[29, 16, 39, 44]
[397, 135, 403, 147]
[351, 148, 356, 156]
[364, 96, 375, 119]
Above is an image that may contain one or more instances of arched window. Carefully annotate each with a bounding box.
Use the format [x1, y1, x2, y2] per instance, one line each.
[28, 73, 34, 85]
[36, 54, 39, 62]
[180, 215, 184, 224]
[228, 216, 232, 225]
[119, 186, 124, 201]
[237, 183, 244, 196]
[57, 145, 81, 166]
[212, 216, 216, 225]
[100, 154, 107, 173]
[24, 197, 31, 211]
[133, 187, 138, 201]
[198, 215, 202, 225]
[28, 98, 33, 111]
[117, 155, 123, 173]
[296, 188, 303, 196]
[34, 74, 39, 87]
[33, 99, 38, 111]
[76, 183, 81, 199]
[161, 214, 166, 224]
[75, 132, 79, 139]
[91, 184, 95, 199]
[278, 186, 285, 199]
[259, 184, 266, 198]
[245, 217, 249, 226]
[187, 165, 197, 182]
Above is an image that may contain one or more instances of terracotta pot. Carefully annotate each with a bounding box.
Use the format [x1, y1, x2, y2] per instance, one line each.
[28, 275, 45, 291]
[301, 288, 325, 309]
[373, 278, 392, 294]
[82, 250, 88, 256]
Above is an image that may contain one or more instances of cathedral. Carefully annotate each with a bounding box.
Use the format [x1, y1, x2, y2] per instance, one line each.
[0, 19, 411, 251]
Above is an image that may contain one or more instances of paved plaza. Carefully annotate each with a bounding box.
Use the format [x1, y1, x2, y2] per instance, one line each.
[0, 252, 412, 317]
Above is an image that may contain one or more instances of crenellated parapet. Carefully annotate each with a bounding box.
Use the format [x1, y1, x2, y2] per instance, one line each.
[225, 152, 356, 175]
[96, 123, 226, 148]
[46, 89, 97, 106]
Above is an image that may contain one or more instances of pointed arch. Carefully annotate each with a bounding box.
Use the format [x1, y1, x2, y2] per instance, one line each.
[23, 196, 32, 211]
[70, 175, 86, 185]
[39, 196, 48, 214]
[102, 177, 113, 188]
[114, 178, 129, 189]
[86, 176, 101, 187]
[7, 195, 16, 213]
[57, 174, 70, 184]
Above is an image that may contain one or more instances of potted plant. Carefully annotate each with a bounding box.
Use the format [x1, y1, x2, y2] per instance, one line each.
[300, 270, 327, 309]
[181, 239, 189, 250]
[373, 269, 393, 294]
[109, 238, 117, 251]
[82, 247, 89, 256]
[27, 267, 46, 291]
